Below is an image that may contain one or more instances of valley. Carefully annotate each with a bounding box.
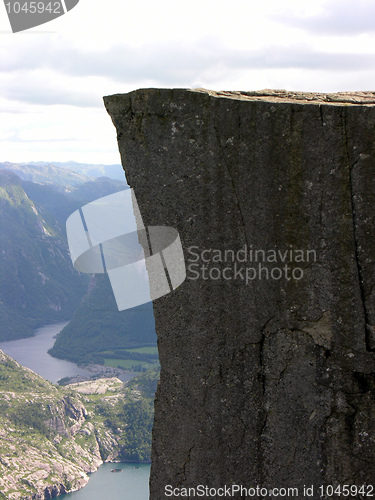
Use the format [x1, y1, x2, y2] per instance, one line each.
[0, 161, 158, 371]
[0, 160, 159, 498]
[0, 349, 157, 499]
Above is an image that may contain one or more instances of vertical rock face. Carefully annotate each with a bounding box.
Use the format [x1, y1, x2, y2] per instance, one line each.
[104, 89, 375, 497]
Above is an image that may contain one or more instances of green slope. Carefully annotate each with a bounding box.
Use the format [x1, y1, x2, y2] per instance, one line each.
[0, 171, 88, 340]
[0, 349, 159, 498]
[49, 274, 157, 365]
[0, 165, 155, 369]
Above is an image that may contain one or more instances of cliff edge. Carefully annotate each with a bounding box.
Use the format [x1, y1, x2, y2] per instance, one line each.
[104, 89, 375, 498]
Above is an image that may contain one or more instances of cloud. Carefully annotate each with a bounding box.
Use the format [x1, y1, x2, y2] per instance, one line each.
[274, 0, 375, 35]
[0, 69, 105, 108]
[0, 133, 79, 143]
[20, 43, 375, 78]
[1, 0, 374, 163]
[4, 80, 100, 107]
[1, 39, 374, 108]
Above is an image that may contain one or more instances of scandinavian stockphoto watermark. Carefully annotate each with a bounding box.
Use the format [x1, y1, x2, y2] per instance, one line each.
[3, 0, 79, 33]
[66, 190, 316, 311]
[66, 189, 186, 312]
[186, 245, 317, 284]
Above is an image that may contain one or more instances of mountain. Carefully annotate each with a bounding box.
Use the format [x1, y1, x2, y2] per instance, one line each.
[0, 162, 93, 189]
[21, 176, 128, 229]
[0, 170, 88, 340]
[67, 176, 128, 203]
[49, 274, 157, 366]
[0, 168, 130, 341]
[0, 164, 155, 369]
[0, 349, 158, 499]
[0, 161, 126, 190]
[26, 161, 126, 181]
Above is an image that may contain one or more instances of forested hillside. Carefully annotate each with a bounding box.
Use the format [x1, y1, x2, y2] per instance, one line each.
[0, 166, 129, 341]
[0, 170, 88, 340]
[49, 274, 157, 367]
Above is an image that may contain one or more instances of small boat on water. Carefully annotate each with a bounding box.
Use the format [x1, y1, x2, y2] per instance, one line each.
[111, 468, 123, 473]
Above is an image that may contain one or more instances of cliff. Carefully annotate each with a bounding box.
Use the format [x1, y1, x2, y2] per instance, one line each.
[104, 89, 375, 497]
[0, 350, 156, 499]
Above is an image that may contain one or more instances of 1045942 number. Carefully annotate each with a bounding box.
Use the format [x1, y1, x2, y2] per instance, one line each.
[5, 2, 62, 14]
[319, 484, 374, 497]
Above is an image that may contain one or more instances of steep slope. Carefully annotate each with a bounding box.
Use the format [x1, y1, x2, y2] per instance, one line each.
[21, 175, 128, 228]
[0, 349, 102, 499]
[49, 274, 157, 365]
[0, 168, 132, 341]
[105, 89, 375, 497]
[0, 170, 88, 340]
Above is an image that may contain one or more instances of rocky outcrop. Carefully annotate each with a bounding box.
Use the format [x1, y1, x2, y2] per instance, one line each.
[0, 353, 125, 500]
[104, 89, 375, 498]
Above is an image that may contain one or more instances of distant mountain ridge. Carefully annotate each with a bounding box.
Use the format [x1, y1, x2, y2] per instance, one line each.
[1, 161, 126, 183]
[28, 161, 126, 181]
[0, 162, 93, 189]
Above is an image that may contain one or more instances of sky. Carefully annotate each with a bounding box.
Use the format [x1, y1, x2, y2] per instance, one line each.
[0, 0, 374, 164]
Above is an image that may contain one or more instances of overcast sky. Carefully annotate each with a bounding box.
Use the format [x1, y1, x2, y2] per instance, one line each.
[0, 0, 374, 164]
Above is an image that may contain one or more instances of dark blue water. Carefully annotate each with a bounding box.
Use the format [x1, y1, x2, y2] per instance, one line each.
[62, 463, 150, 499]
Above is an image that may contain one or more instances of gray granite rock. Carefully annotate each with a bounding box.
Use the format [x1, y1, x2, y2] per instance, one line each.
[104, 89, 375, 498]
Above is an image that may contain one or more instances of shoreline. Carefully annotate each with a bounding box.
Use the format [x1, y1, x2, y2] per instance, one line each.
[58, 363, 139, 385]
[59, 462, 151, 499]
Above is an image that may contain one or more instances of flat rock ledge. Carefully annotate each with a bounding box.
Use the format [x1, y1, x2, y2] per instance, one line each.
[194, 88, 375, 104]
